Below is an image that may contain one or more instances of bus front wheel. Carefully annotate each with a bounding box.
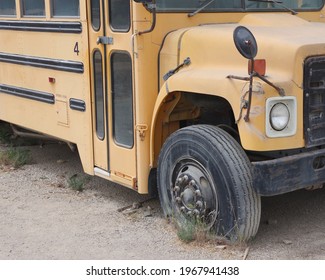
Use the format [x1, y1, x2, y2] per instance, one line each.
[157, 125, 261, 242]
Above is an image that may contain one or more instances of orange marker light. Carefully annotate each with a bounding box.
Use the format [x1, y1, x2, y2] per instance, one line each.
[248, 59, 266, 76]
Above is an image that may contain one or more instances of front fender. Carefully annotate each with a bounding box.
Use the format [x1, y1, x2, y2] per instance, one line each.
[150, 67, 305, 167]
[150, 68, 242, 167]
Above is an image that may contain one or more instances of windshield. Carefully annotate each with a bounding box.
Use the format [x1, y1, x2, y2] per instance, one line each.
[156, 0, 324, 12]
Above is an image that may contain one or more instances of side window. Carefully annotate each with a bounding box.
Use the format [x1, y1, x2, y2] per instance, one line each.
[51, 0, 80, 17]
[109, 0, 131, 32]
[21, 0, 45, 17]
[91, 0, 101, 31]
[0, 0, 16, 16]
[111, 52, 134, 148]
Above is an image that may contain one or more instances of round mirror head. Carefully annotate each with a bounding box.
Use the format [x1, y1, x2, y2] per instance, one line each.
[233, 26, 257, 60]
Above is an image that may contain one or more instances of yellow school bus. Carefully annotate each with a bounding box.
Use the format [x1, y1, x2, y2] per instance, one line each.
[1, 0, 325, 241]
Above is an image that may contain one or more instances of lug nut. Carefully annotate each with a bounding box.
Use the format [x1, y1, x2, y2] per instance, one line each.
[196, 201, 203, 209]
[195, 190, 201, 197]
[187, 210, 193, 216]
[174, 185, 180, 192]
[180, 206, 186, 213]
[189, 180, 196, 187]
[193, 209, 200, 216]
[183, 175, 189, 184]
[175, 197, 182, 204]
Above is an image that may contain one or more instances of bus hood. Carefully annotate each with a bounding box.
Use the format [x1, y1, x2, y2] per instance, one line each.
[172, 13, 325, 88]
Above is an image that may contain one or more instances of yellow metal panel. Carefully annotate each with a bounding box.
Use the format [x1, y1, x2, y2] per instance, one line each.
[56, 99, 69, 126]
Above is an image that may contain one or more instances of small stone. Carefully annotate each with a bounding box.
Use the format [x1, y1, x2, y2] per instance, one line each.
[57, 159, 67, 164]
[243, 247, 250, 260]
[144, 211, 152, 217]
[123, 208, 138, 215]
[132, 202, 142, 209]
[216, 245, 227, 250]
[50, 183, 63, 188]
[283, 239, 293, 245]
[144, 206, 153, 217]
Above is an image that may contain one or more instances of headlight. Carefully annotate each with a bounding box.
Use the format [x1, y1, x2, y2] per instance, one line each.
[270, 103, 290, 131]
[266, 97, 297, 138]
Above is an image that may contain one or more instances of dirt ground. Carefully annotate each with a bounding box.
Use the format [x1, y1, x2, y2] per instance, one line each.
[1, 143, 325, 260]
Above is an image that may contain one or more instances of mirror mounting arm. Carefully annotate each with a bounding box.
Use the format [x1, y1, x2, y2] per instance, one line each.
[244, 64, 255, 122]
[228, 70, 285, 122]
[254, 72, 285, 97]
[135, 0, 157, 36]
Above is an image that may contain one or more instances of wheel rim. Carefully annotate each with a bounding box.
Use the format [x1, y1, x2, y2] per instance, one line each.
[170, 158, 218, 229]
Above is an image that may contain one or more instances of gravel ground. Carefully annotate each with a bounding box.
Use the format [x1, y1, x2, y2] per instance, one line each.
[1, 143, 325, 260]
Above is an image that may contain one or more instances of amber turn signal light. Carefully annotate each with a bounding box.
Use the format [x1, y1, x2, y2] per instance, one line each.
[248, 59, 266, 76]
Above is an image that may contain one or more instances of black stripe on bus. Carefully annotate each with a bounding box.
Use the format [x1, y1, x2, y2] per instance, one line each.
[0, 20, 82, 33]
[69, 98, 86, 112]
[0, 84, 55, 104]
[0, 53, 84, 73]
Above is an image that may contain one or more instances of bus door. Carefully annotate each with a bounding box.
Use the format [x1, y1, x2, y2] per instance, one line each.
[88, 0, 137, 188]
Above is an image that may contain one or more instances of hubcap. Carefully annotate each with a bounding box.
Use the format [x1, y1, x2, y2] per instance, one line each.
[172, 160, 218, 228]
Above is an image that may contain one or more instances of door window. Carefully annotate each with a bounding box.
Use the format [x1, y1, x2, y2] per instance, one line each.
[109, 0, 130, 32]
[111, 52, 134, 148]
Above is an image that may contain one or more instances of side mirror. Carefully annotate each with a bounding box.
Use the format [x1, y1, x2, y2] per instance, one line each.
[233, 26, 257, 60]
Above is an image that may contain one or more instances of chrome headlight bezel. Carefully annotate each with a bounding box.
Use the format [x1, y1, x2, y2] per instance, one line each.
[266, 97, 297, 138]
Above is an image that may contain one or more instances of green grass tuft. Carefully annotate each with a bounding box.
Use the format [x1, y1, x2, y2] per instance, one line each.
[176, 217, 211, 243]
[68, 174, 90, 192]
[0, 147, 32, 168]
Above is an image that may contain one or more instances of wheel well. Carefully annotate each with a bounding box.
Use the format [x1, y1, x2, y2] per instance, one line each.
[152, 91, 240, 167]
[180, 92, 238, 137]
